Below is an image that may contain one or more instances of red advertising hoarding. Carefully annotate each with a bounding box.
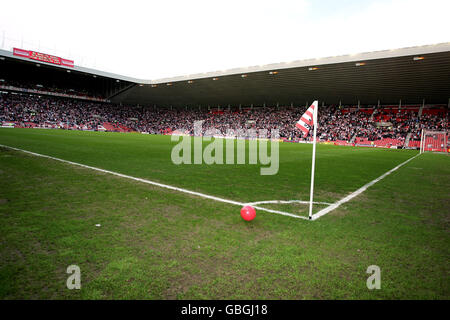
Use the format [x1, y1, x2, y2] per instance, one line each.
[13, 48, 74, 68]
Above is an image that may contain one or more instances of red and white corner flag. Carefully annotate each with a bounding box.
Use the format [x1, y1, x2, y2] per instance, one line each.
[295, 101, 319, 220]
[296, 101, 318, 138]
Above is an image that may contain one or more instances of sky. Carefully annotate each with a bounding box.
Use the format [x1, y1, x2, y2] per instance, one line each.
[0, 0, 449, 80]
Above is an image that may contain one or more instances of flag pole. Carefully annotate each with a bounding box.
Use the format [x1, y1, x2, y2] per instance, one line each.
[308, 101, 319, 220]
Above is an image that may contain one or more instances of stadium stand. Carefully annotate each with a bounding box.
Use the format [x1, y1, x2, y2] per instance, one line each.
[1, 43, 448, 150]
[1, 87, 448, 149]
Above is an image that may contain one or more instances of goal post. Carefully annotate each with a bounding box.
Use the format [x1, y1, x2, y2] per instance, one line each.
[420, 130, 448, 154]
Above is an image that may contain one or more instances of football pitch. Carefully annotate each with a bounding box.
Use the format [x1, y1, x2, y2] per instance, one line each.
[0, 128, 449, 299]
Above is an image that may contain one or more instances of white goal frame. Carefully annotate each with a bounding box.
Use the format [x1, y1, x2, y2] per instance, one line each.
[420, 130, 448, 154]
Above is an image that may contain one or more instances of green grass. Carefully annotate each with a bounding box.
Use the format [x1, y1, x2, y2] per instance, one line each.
[0, 129, 417, 206]
[0, 128, 449, 299]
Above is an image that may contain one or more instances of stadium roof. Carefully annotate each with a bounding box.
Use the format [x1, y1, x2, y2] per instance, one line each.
[1, 43, 450, 106]
[115, 42, 450, 107]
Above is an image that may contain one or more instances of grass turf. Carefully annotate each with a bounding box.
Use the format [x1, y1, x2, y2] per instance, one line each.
[0, 128, 448, 299]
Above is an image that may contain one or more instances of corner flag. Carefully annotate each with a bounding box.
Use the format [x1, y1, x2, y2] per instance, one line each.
[295, 102, 316, 138]
[296, 101, 319, 219]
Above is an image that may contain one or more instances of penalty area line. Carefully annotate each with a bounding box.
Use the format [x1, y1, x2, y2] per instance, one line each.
[311, 152, 421, 221]
[0, 144, 308, 220]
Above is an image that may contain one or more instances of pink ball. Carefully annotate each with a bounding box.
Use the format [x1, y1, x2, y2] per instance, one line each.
[240, 206, 256, 221]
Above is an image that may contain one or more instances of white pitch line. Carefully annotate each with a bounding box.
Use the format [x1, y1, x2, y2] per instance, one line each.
[0, 144, 308, 220]
[248, 200, 332, 206]
[311, 152, 421, 221]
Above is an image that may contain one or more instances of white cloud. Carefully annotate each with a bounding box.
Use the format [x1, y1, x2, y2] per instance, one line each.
[0, 0, 448, 79]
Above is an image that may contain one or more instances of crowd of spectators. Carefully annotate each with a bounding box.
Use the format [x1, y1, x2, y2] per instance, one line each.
[0, 91, 448, 146]
[0, 93, 135, 130]
[408, 113, 448, 141]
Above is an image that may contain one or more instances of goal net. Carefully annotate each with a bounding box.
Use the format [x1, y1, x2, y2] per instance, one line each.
[420, 130, 448, 154]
